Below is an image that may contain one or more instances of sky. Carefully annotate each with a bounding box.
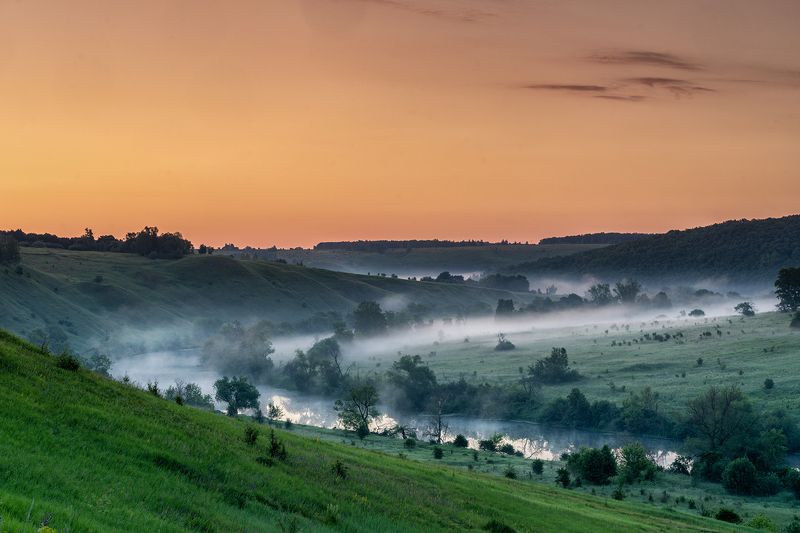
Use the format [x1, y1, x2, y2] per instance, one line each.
[1, 0, 799, 248]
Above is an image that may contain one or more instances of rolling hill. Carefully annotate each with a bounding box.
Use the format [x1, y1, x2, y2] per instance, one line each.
[506, 215, 800, 287]
[0, 248, 534, 353]
[0, 330, 740, 532]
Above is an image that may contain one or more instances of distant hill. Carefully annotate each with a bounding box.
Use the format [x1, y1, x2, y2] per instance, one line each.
[0, 248, 533, 353]
[314, 239, 509, 252]
[226, 243, 604, 278]
[539, 232, 655, 245]
[507, 215, 800, 286]
[0, 331, 736, 532]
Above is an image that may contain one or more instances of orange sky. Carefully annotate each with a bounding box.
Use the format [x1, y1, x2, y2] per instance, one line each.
[1, 0, 799, 247]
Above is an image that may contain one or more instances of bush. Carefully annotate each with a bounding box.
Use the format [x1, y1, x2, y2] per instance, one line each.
[689, 309, 705, 317]
[714, 508, 741, 524]
[498, 443, 516, 455]
[756, 473, 783, 496]
[433, 447, 444, 459]
[404, 438, 416, 449]
[764, 378, 775, 390]
[722, 457, 757, 495]
[555, 467, 570, 488]
[268, 429, 288, 461]
[566, 446, 617, 485]
[618, 442, 655, 484]
[331, 459, 348, 480]
[531, 459, 544, 475]
[452, 434, 469, 448]
[503, 465, 517, 479]
[55, 352, 81, 371]
[483, 519, 516, 533]
[785, 519, 800, 533]
[611, 485, 625, 500]
[746, 513, 778, 532]
[244, 426, 259, 446]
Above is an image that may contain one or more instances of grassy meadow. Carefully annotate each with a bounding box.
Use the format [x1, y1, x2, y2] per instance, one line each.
[348, 310, 800, 421]
[0, 330, 749, 532]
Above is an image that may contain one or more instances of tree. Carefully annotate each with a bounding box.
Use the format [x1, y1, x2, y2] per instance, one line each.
[618, 442, 656, 483]
[775, 267, 800, 312]
[685, 386, 756, 454]
[722, 457, 757, 495]
[352, 301, 387, 336]
[425, 391, 450, 444]
[335, 383, 379, 434]
[587, 283, 614, 305]
[306, 337, 347, 393]
[495, 299, 515, 317]
[0, 235, 20, 263]
[555, 467, 571, 488]
[530, 347, 580, 384]
[214, 376, 260, 416]
[267, 402, 284, 424]
[452, 434, 469, 448]
[386, 354, 438, 412]
[613, 279, 641, 304]
[566, 445, 617, 485]
[734, 301, 755, 317]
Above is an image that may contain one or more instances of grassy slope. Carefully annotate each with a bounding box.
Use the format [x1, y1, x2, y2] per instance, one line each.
[350, 312, 800, 420]
[0, 248, 532, 351]
[0, 331, 741, 533]
[238, 244, 604, 276]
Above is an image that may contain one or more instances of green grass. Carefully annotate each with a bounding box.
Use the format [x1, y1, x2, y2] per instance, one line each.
[0, 330, 745, 532]
[0, 248, 533, 352]
[350, 311, 800, 421]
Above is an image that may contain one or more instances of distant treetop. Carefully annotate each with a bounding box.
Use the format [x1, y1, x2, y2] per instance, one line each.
[313, 239, 527, 252]
[538, 232, 655, 245]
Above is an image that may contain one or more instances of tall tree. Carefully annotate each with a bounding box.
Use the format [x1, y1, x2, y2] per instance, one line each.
[775, 267, 800, 312]
[352, 301, 387, 336]
[335, 383, 380, 434]
[214, 376, 260, 416]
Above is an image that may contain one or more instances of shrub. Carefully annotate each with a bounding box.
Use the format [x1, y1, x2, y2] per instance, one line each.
[722, 457, 757, 495]
[268, 429, 288, 461]
[566, 446, 617, 485]
[55, 352, 81, 371]
[689, 309, 705, 317]
[531, 459, 544, 475]
[483, 519, 516, 533]
[404, 438, 416, 449]
[555, 467, 570, 488]
[452, 434, 469, 448]
[93, 274, 104, 283]
[244, 426, 259, 446]
[503, 465, 517, 479]
[284, 418, 294, 430]
[785, 519, 800, 533]
[619, 442, 655, 484]
[764, 378, 775, 390]
[433, 447, 444, 459]
[331, 459, 348, 480]
[498, 443, 516, 455]
[746, 513, 778, 532]
[146, 381, 161, 398]
[611, 485, 625, 500]
[756, 473, 783, 496]
[175, 395, 184, 406]
[495, 334, 516, 351]
[714, 508, 741, 524]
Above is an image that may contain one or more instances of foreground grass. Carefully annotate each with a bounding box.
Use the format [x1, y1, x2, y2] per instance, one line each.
[0, 331, 741, 532]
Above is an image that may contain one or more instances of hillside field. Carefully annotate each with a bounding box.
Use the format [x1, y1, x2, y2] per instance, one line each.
[0, 331, 744, 532]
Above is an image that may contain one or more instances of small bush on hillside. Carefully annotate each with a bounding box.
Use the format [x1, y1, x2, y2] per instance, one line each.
[452, 434, 469, 448]
[714, 508, 742, 524]
[689, 309, 705, 317]
[483, 519, 516, 533]
[433, 447, 444, 459]
[146, 381, 161, 398]
[566, 446, 617, 485]
[531, 459, 544, 475]
[498, 443, 516, 455]
[268, 429, 288, 461]
[331, 459, 348, 480]
[555, 467, 570, 488]
[244, 425, 259, 446]
[495, 334, 515, 351]
[504, 465, 517, 479]
[722, 457, 757, 495]
[56, 352, 81, 371]
[611, 485, 625, 500]
[174, 395, 184, 406]
[764, 378, 775, 390]
[284, 418, 294, 430]
[404, 438, 416, 449]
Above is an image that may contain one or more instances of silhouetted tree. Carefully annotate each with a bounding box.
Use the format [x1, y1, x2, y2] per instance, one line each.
[495, 299, 515, 317]
[214, 376, 260, 416]
[613, 279, 641, 304]
[775, 267, 800, 312]
[335, 382, 379, 434]
[587, 283, 614, 305]
[352, 301, 387, 336]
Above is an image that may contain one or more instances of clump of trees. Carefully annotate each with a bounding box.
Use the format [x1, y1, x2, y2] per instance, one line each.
[352, 301, 388, 336]
[2, 227, 193, 259]
[479, 274, 530, 292]
[165, 381, 214, 410]
[529, 348, 580, 384]
[565, 445, 617, 484]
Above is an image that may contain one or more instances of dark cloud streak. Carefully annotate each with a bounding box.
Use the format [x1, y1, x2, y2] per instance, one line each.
[590, 51, 701, 71]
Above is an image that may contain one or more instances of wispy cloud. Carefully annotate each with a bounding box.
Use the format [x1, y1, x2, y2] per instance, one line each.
[624, 77, 715, 97]
[589, 51, 701, 71]
[593, 94, 645, 102]
[524, 84, 607, 92]
[348, 0, 496, 22]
